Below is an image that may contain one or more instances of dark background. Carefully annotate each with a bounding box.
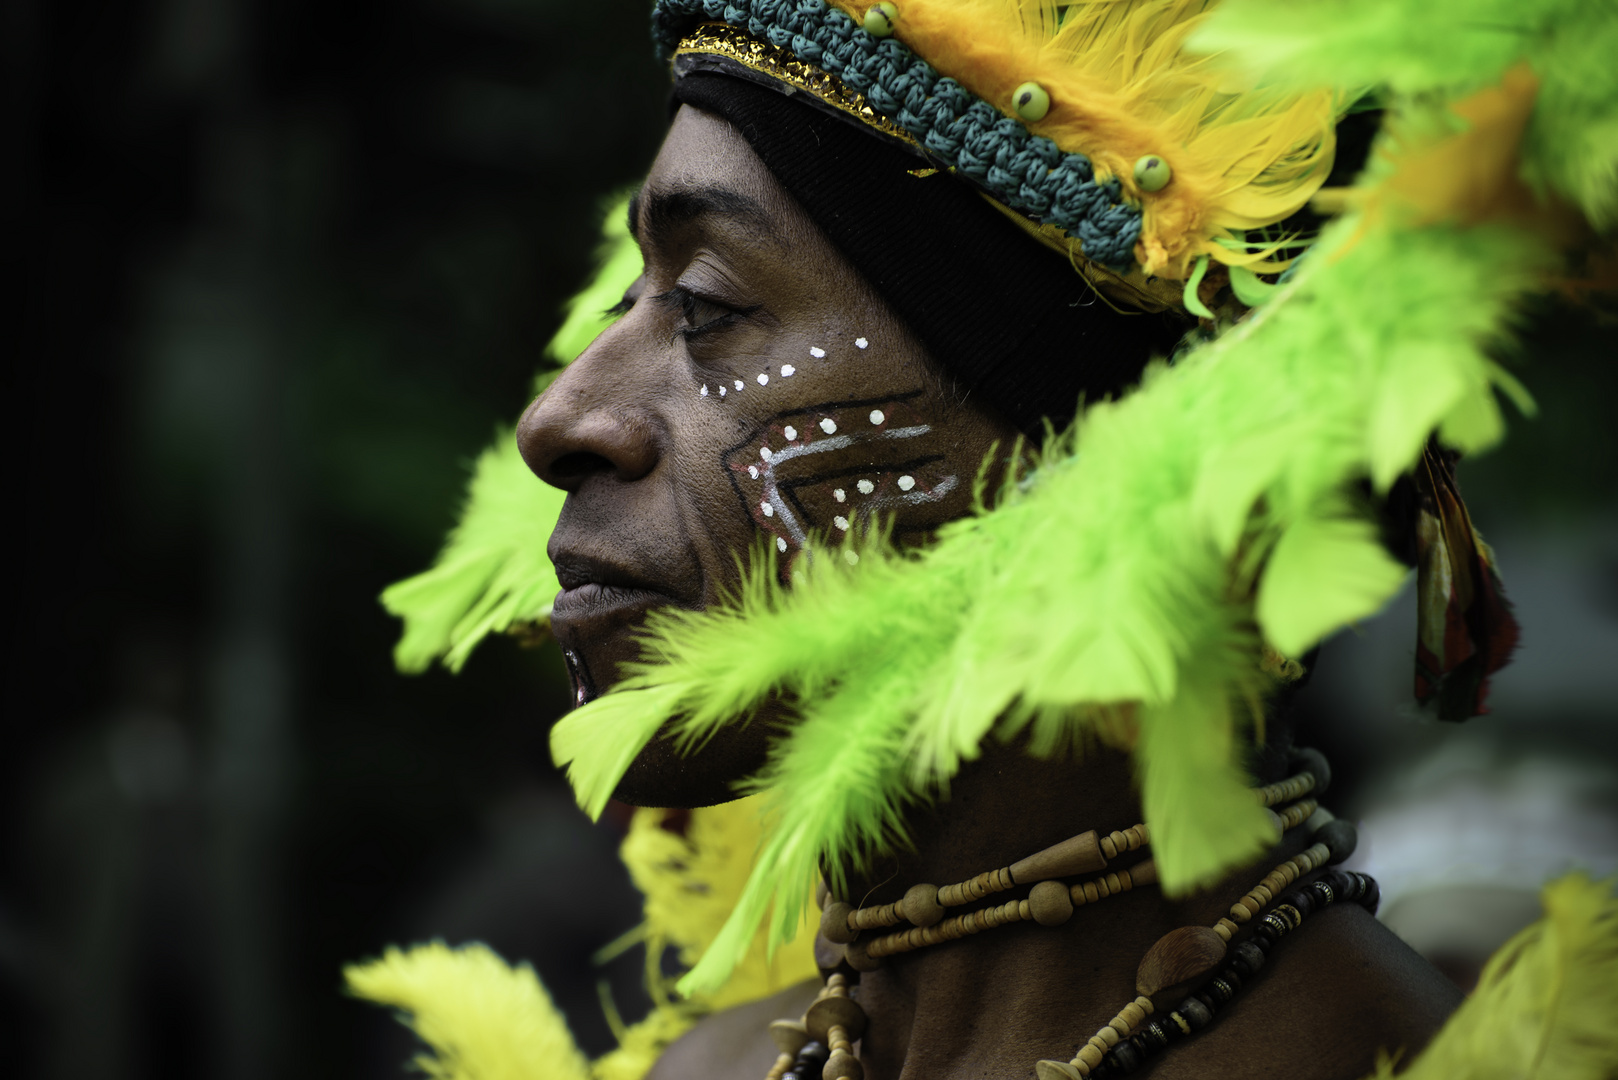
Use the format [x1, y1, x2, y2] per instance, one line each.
[10, 1, 1618, 1077]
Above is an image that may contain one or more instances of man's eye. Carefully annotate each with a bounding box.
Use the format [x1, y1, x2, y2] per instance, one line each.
[655, 286, 757, 341]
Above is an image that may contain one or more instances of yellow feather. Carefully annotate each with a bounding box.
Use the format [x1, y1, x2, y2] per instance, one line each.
[344, 941, 590, 1080]
[1367, 874, 1618, 1080]
[829, 0, 1339, 277]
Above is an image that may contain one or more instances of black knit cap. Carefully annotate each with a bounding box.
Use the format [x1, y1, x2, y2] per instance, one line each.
[671, 69, 1188, 435]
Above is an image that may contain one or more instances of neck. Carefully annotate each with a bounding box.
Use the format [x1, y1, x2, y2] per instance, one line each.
[836, 743, 1309, 1078]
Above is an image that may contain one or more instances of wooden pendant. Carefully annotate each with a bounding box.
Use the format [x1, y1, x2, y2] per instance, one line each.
[1009, 829, 1106, 884]
[1135, 925, 1227, 996]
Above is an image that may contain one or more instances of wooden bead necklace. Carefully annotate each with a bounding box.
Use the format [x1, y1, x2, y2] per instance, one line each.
[1079, 868, 1380, 1079]
[763, 748, 1347, 1080]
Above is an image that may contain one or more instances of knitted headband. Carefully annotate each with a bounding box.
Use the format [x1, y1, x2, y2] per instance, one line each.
[655, 0, 1343, 298]
[671, 71, 1189, 433]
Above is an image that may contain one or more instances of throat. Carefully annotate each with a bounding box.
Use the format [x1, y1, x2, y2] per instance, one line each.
[792, 744, 1345, 1080]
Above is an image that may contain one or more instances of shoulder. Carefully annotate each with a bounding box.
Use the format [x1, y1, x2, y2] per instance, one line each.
[648, 979, 822, 1080]
[1149, 901, 1464, 1080]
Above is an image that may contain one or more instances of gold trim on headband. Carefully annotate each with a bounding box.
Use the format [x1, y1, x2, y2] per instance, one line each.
[674, 24, 918, 147]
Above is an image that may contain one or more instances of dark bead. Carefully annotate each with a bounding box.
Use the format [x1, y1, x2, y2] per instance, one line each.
[1208, 976, 1237, 1004]
[1316, 819, 1358, 863]
[796, 1041, 828, 1068]
[1195, 992, 1218, 1013]
[1148, 1019, 1174, 1048]
[1311, 879, 1336, 906]
[1359, 874, 1381, 914]
[1178, 996, 1213, 1029]
[1110, 1040, 1142, 1074]
[1288, 746, 1331, 794]
[1251, 932, 1272, 952]
[1259, 911, 1290, 939]
[1232, 941, 1267, 977]
[1287, 888, 1315, 917]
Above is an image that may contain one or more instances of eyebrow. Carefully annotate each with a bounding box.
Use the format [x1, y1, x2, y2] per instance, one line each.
[628, 183, 783, 249]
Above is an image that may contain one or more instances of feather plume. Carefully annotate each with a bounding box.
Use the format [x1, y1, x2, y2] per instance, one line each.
[345, 942, 591, 1080]
[1367, 874, 1618, 1080]
[381, 195, 641, 673]
[829, 0, 1344, 277]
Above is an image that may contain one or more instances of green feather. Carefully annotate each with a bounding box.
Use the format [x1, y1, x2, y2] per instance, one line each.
[380, 194, 641, 672]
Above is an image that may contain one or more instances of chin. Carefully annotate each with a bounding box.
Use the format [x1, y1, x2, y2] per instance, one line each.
[610, 708, 782, 809]
[552, 612, 781, 807]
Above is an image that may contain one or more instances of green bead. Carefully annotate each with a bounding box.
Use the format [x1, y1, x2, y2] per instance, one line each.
[1133, 154, 1172, 192]
[1012, 81, 1050, 122]
[863, 2, 898, 37]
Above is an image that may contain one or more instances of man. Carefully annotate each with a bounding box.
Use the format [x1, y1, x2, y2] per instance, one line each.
[356, 2, 1618, 1078]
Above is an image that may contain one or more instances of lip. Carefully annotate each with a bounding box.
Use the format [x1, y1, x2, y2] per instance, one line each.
[549, 552, 679, 625]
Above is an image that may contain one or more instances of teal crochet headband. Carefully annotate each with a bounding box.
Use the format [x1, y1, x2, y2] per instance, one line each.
[657, 0, 1145, 268]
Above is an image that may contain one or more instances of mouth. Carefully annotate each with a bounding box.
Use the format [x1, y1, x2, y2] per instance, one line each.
[550, 553, 676, 623]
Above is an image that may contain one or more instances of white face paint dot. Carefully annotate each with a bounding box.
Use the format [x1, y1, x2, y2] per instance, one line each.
[761, 501, 774, 517]
[856, 479, 875, 495]
[855, 337, 869, 349]
[819, 417, 837, 434]
[700, 384, 709, 396]
[833, 488, 846, 503]
[844, 549, 860, 565]
[897, 475, 916, 491]
[757, 373, 769, 385]
[735, 380, 744, 390]
[719, 386, 727, 397]
[869, 409, 885, 425]
[776, 536, 788, 553]
[781, 364, 795, 377]
[760, 447, 773, 461]
[809, 346, 826, 358]
[748, 465, 759, 479]
[833, 515, 850, 531]
[783, 425, 798, 441]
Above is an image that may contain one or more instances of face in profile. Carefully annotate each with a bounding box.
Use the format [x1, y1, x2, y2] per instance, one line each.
[516, 106, 1019, 805]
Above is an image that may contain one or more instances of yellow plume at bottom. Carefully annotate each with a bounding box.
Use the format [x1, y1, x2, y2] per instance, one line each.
[344, 941, 590, 1080]
[346, 796, 818, 1080]
[1371, 873, 1618, 1080]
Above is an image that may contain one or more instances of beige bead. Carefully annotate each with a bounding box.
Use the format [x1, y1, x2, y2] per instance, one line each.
[820, 901, 858, 944]
[766, 1051, 795, 1080]
[1213, 917, 1237, 941]
[1076, 1043, 1105, 1068]
[902, 883, 944, 927]
[1097, 1025, 1121, 1047]
[1035, 1061, 1085, 1080]
[1118, 1002, 1146, 1028]
[823, 1049, 863, 1080]
[769, 1019, 810, 1055]
[806, 996, 867, 1043]
[843, 938, 882, 972]
[1029, 879, 1075, 926]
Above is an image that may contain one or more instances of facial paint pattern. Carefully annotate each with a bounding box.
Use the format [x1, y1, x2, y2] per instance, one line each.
[720, 389, 960, 561]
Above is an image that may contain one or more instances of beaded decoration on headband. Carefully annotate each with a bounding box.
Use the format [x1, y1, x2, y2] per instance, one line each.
[655, 0, 1343, 307]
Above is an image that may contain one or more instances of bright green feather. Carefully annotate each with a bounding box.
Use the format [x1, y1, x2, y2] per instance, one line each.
[381, 194, 641, 672]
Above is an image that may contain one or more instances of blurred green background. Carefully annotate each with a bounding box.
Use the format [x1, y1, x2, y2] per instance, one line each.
[10, 0, 1617, 1077]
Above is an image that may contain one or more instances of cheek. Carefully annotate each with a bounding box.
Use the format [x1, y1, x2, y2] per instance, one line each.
[682, 331, 969, 572]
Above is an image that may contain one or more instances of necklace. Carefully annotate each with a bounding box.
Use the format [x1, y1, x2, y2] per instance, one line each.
[760, 749, 1359, 1080]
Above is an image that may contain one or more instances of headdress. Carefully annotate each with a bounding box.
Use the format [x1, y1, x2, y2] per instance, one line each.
[383, 0, 1616, 1004]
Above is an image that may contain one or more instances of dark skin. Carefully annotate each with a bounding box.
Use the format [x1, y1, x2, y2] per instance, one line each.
[519, 105, 1462, 1079]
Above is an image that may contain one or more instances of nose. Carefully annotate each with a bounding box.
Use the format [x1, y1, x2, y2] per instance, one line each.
[516, 345, 663, 491]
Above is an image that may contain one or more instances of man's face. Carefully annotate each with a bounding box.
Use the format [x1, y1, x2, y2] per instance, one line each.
[517, 105, 1018, 804]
